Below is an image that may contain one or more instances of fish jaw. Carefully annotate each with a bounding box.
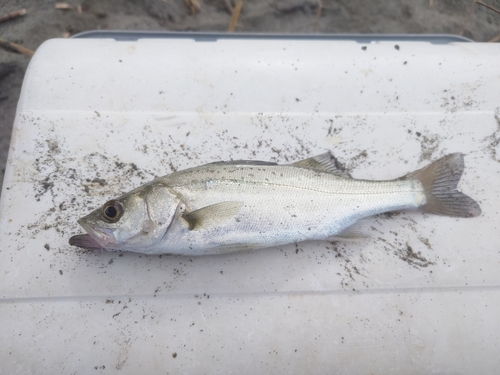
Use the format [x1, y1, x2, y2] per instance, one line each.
[73, 217, 115, 249]
[69, 234, 104, 250]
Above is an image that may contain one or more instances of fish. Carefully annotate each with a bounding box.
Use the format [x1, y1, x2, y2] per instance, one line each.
[69, 152, 481, 255]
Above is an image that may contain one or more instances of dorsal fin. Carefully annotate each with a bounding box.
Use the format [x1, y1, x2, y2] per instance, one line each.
[291, 152, 352, 178]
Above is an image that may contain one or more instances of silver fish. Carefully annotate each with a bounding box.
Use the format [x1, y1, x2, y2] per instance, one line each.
[69, 152, 481, 255]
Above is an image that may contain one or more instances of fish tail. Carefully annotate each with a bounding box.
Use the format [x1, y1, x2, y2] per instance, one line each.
[407, 153, 481, 218]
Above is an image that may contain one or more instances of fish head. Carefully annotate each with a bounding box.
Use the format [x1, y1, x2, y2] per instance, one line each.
[70, 184, 181, 252]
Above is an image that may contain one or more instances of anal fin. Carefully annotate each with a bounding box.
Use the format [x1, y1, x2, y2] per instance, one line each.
[327, 231, 370, 243]
[326, 220, 371, 242]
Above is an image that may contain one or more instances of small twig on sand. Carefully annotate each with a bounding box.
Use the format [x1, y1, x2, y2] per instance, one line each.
[313, 0, 323, 32]
[476, 0, 500, 15]
[0, 9, 26, 24]
[429, 0, 434, 7]
[55, 3, 72, 10]
[77, 5, 83, 14]
[184, 0, 201, 15]
[459, 0, 477, 36]
[228, 1, 243, 32]
[0, 38, 35, 57]
[223, 0, 234, 14]
[488, 34, 500, 42]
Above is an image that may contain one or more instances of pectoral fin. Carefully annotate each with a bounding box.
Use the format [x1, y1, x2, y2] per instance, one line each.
[182, 201, 244, 230]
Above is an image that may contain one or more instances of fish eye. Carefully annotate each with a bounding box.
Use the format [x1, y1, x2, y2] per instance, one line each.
[101, 200, 124, 222]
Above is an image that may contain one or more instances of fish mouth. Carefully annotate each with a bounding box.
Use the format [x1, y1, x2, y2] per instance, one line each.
[69, 234, 104, 250]
[69, 218, 115, 250]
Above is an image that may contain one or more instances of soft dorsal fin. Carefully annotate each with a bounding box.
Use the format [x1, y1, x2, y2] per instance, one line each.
[291, 152, 352, 178]
[182, 201, 244, 230]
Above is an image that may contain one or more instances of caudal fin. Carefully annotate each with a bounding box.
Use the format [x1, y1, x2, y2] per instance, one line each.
[407, 153, 481, 218]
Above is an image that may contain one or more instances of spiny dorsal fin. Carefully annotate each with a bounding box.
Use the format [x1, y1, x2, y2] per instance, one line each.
[291, 152, 352, 178]
[182, 201, 244, 230]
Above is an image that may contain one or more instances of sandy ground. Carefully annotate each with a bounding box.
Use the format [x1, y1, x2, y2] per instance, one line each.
[0, 0, 499, 190]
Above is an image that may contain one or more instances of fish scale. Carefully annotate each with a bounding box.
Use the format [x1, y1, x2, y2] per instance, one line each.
[164, 171, 425, 254]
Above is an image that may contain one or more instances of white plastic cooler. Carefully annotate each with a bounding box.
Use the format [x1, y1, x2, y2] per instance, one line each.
[1, 33, 499, 374]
